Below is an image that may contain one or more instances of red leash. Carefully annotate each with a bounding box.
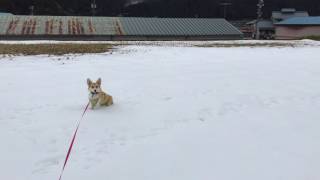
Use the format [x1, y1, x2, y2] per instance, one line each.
[58, 102, 90, 180]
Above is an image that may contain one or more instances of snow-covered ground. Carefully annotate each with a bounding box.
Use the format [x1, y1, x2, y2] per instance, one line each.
[1, 42, 320, 180]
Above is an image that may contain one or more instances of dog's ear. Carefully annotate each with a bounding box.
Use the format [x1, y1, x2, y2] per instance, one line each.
[87, 78, 92, 86]
[96, 78, 101, 86]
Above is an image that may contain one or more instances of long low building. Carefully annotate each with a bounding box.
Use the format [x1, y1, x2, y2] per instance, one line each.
[0, 15, 243, 41]
[275, 17, 320, 39]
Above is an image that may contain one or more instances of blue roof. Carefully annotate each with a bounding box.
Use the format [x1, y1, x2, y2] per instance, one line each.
[276, 16, 320, 25]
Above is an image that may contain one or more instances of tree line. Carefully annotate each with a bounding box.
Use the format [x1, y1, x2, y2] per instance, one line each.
[0, 0, 319, 19]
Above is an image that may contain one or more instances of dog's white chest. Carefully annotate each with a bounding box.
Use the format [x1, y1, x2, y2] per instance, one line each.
[89, 93, 99, 100]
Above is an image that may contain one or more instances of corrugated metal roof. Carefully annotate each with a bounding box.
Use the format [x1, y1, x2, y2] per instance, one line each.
[0, 15, 119, 35]
[257, 20, 274, 30]
[119, 17, 242, 36]
[0, 15, 242, 37]
[0, 12, 13, 16]
[276, 17, 320, 25]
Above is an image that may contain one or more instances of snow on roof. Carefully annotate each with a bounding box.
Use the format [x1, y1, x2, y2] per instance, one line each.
[272, 9, 309, 21]
[281, 8, 296, 13]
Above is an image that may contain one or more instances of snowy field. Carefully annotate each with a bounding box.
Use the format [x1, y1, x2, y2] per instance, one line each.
[1, 41, 320, 180]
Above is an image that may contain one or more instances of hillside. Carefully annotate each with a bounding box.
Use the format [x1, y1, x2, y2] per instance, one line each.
[1, 0, 320, 19]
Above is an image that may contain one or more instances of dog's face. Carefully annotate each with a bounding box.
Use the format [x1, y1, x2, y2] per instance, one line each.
[87, 78, 102, 94]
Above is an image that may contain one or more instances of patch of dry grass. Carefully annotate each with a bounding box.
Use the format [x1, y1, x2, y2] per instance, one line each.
[302, 36, 320, 41]
[0, 44, 114, 55]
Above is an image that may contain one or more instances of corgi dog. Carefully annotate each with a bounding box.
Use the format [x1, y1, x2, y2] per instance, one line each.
[87, 78, 113, 109]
